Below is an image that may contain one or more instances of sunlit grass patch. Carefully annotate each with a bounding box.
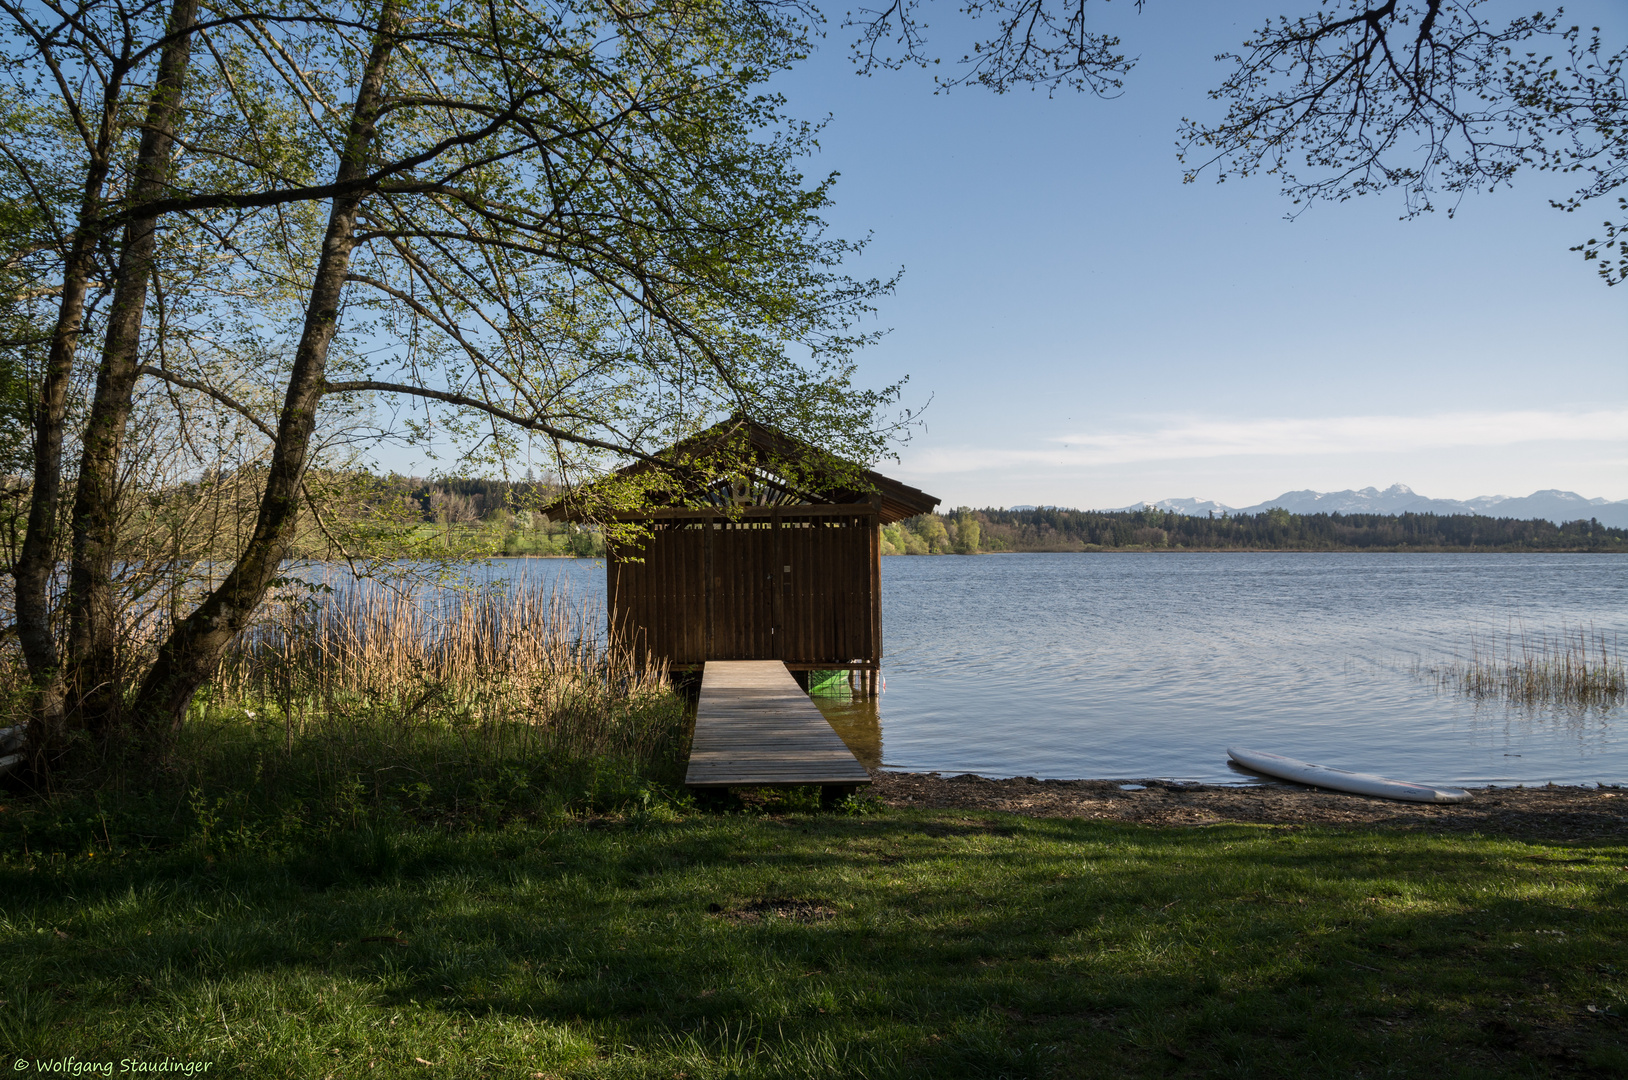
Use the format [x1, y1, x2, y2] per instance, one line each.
[2, 809, 1625, 1078]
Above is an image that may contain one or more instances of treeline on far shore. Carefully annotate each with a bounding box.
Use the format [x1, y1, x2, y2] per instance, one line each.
[93, 467, 1618, 564]
[83, 469, 608, 563]
[882, 506, 1628, 554]
[325, 483, 1627, 557]
[367, 475, 605, 558]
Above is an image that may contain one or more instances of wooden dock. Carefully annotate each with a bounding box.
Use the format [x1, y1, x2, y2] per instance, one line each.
[685, 660, 871, 795]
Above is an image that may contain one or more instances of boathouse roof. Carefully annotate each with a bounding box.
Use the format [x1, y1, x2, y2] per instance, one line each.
[548, 416, 940, 525]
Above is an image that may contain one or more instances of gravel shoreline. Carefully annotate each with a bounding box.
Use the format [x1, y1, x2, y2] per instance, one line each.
[869, 771, 1628, 841]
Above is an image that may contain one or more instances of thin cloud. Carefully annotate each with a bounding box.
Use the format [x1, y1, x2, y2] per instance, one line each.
[905, 409, 1628, 474]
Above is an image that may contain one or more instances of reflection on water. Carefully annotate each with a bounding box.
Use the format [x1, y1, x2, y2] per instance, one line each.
[460, 554, 1627, 786]
[818, 684, 1623, 782]
[871, 553, 1627, 786]
[810, 693, 883, 769]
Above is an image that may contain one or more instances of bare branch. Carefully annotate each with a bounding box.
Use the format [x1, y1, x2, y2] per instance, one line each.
[137, 364, 276, 439]
[319, 378, 668, 464]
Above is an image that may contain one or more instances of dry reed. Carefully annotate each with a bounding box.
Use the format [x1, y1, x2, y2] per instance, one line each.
[1425, 624, 1626, 707]
[0, 574, 687, 814]
[175, 576, 689, 810]
[226, 577, 657, 696]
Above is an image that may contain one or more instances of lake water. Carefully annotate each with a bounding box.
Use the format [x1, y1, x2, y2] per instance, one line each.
[477, 553, 1628, 787]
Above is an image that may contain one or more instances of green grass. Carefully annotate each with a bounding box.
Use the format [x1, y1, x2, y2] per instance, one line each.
[3, 800, 1625, 1078]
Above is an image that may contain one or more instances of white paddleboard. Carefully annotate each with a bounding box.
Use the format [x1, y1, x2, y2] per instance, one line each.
[1227, 746, 1473, 804]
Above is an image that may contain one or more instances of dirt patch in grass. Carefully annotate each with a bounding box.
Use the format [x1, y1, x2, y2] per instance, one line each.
[709, 898, 838, 924]
[871, 772, 1628, 840]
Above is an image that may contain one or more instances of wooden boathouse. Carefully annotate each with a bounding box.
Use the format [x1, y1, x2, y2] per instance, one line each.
[550, 417, 940, 694]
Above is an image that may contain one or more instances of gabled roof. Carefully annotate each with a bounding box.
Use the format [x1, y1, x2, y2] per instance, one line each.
[548, 416, 939, 525]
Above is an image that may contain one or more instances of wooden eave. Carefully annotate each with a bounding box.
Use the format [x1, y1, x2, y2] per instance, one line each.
[546, 417, 939, 526]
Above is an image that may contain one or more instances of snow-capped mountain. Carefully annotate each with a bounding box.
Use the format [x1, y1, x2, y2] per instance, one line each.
[1114, 485, 1628, 528]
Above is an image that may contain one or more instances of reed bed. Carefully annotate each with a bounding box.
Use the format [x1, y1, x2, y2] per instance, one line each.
[0, 573, 687, 814]
[1426, 624, 1626, 707]
[168, 576, 690, 819]
[217, 578, 667, 725]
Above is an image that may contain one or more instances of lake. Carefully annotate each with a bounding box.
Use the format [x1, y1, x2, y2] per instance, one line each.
[477, 553, 1628, 787]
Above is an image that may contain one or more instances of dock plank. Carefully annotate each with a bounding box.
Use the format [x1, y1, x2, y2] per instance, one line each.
[686, 660, 871, 788]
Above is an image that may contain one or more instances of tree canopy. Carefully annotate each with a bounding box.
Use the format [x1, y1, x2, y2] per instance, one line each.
[0, 0, 904, 743]
[846, 0, 1626, 282]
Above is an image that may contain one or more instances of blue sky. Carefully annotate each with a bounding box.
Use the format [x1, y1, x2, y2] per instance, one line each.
[766, 0, 1628, 509]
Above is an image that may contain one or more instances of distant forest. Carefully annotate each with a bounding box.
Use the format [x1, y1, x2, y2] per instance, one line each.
[882, 506, 1626, 555]
[359, 475, 604, 558]
[404, 488, 1625, 556]
[144, 471, 1617, 560]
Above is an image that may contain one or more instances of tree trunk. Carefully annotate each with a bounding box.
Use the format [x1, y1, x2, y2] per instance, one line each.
[133, 0, 400, 729]
[12, 168, 111, 743]
[66, 0, 201, 730]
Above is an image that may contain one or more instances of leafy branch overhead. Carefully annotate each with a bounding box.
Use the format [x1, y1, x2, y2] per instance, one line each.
[0, 0, 910, 742]
[844, 0, 1626, 281]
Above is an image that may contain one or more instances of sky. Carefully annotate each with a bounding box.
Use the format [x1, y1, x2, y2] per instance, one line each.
[761, 0, 1628, 510]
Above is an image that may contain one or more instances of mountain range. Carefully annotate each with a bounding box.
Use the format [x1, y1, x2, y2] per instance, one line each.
[1101, 484, 1628, 529]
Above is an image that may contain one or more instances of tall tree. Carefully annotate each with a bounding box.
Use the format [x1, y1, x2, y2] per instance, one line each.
[0, 0, 352, 745]
[65, 0, 200, 723]
[134, 0, 406, 725]
[1, 0, 173, 731]
[2, 0, 898, 739]
[132, 0, 899, 728]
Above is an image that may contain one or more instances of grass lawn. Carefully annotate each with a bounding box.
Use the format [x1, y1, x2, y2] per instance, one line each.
[3, 804, 1625, 1078]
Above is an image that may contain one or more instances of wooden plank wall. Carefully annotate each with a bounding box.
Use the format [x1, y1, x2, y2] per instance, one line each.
[608, 508, 880, 670]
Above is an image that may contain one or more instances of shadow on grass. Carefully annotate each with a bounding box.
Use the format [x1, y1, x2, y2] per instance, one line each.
[3, 812, 1626, 1078]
